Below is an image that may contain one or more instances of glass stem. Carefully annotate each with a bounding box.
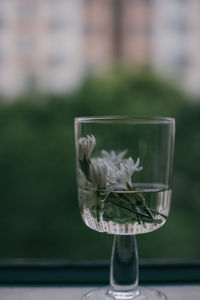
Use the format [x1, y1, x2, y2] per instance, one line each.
[107, 235, 139, 299]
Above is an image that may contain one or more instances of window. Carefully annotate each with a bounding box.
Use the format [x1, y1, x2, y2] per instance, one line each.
[0, 0, 199, 271]
[0, 17, 5, 30]
[48, 54, 67, 67]
[0, 51, 3, 65]
[175, 0, 187, 4]
[170, 18, 187, 33]
[16, 1, 37, 18]
[171, 53, 188, 73]
[48, 19, 68, 31]
[16, 37, 35, 54]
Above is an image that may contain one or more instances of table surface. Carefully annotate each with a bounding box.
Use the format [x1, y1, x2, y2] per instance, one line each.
[0, 285, 200, 300]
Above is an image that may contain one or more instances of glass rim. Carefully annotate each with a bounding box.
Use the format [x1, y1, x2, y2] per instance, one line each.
[75, 115, 175, 124]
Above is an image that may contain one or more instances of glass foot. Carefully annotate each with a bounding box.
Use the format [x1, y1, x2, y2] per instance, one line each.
[82, 286, 167, 300]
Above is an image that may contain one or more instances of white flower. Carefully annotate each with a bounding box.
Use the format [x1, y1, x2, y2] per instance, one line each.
[89, 156, 143, 191]
[90, 158, 110, 190]
[122, 157, 142, 186]
[78, 135, 96, 161]
[109, 157, 143, 189]
[78, 134, 143, 192]
[101, 150, 127, 166]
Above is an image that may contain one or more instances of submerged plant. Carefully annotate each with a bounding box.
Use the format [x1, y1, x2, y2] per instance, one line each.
[78, 135, 164, 225]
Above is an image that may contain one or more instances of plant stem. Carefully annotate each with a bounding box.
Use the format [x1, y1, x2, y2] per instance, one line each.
[107, 199, 151, 219]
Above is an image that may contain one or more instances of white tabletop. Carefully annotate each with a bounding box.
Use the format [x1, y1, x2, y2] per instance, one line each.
[0, 286, 200, 300]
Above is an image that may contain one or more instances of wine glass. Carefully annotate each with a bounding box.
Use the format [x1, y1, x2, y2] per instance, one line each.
[74, 116, 175, 300]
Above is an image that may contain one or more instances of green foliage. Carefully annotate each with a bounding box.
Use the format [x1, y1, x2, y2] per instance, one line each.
[0, 68, 200, 260]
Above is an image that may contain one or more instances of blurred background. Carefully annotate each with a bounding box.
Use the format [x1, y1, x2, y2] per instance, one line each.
[0, 0, 200, 261]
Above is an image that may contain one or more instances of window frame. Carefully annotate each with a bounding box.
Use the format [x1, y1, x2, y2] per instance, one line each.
[0, 260, 200, 285]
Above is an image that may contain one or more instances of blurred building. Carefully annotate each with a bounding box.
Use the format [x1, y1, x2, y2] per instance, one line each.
[152, 0, 200, 95]
[84, 0, 114, 70]
[0, 0, 84, 97]
[0, 0, 200, 97]
[84, 0, 200, 96]
[84, 0, 152, 70]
